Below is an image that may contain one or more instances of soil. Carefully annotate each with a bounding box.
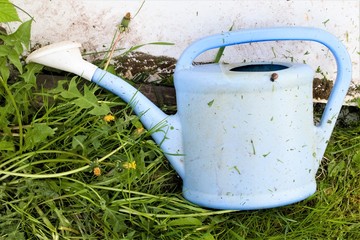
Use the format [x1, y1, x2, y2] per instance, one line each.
[114, 51, 176, 86]
[313, 77, 333, 100]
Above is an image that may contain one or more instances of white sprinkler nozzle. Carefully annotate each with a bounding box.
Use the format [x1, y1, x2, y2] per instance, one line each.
[26, 41, 98, 81]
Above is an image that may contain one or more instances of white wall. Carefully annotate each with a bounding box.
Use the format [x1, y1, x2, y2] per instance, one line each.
[11, 0, 360, 90]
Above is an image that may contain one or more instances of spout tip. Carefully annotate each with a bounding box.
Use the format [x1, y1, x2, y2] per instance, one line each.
[24, 41, 97, 81]
[26, 41, 82, 64]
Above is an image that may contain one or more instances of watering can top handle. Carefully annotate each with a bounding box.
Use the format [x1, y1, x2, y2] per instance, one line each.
[176, 27, 352, 157]
[176, 27, 351, 72]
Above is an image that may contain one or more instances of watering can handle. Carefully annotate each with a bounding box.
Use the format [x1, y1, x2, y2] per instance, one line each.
[176, 27, 352, 160]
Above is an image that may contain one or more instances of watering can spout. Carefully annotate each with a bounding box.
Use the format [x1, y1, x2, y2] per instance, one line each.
[25, 41, 185, 178]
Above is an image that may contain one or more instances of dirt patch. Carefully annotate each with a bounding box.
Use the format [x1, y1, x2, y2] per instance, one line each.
[114, 51, 176, 85]
[313, 77, 359, 104]
[313, 78, 333, 100]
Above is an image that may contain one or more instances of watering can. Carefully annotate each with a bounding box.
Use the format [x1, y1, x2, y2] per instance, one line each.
[26, 27, 352, 210]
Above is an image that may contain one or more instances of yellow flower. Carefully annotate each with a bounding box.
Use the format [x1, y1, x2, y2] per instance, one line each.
[103, 114, 115, 122]
[93, 167, 101, 176]
[136, 127, 144, 135]
[123, 161, 136, 170]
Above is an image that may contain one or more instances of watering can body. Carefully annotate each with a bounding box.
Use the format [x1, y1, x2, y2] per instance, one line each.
[26, 27, 352, 210]
[176, 62, 317, 209]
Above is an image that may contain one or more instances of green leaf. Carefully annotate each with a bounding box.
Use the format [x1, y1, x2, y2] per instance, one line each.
[25, 123, 57, 149]
[88, 103, 110, 116]
[48, 79, 69, 95]
[200, 232, 216, 240]
[207, 99, 215, 107]
[328, 160, 346, 178]
[228, 229, 245, 240]
[5, 20, 32, 51]
[72, 135, 87, 150]
[0, 105, 12, 127]
[214, 46, 226, 63]
[0, 45, 11, 56]
[0, 45, 23, 76]
[214, 23, 234, 63]
[7, 48, 22, 73]
[91, 137, 101, 150]
[0, 140, 14, 151]
[73, 85, 99, 108]
[0, 0, 20, 22]
[353, 151, 360, 170]
[60, 77, 81, 98]
[20, 63, 43, 85]
[147, 41, 175, 46]
[167, 217, 202, 226]
[131, 118, 143, 129]
[0, 57, 10, 81]
[121, 42, 174, 56]
[61, 78, 110, 116]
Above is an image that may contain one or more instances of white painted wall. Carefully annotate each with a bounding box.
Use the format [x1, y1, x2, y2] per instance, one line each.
[10, 0, 360, 89]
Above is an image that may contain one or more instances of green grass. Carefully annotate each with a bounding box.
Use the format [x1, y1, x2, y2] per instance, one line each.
[0, 74, 359, 239]
[1, 2, 359, 239]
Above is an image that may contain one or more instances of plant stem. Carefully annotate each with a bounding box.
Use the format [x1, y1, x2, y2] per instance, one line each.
[0, 76, 24, 153]
[104, 30, 122, 71]
[0, 142, 128, 179]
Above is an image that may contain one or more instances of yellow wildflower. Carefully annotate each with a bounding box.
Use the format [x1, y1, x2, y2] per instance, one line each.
[123, 161, 136, 170]
[103, 114, 115, 122]
[136, 127, 145, 135]
[93, 167, 101, 176]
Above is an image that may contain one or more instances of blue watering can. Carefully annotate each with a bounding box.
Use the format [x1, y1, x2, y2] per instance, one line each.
[26, 27, 352, 210]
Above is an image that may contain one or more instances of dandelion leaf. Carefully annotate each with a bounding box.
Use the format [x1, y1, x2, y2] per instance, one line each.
[25, 123, 56, 149]
[6, 20, 32, 52]
[0, 140, 14, 151]
[61, 78, 110, 116]
[20, 63, 43, 85]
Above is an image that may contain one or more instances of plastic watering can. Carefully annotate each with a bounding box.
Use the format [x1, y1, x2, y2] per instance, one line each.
[26, 27, 352, 210]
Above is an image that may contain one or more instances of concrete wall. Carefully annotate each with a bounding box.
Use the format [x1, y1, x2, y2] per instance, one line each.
[10, 0, 360, 92]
